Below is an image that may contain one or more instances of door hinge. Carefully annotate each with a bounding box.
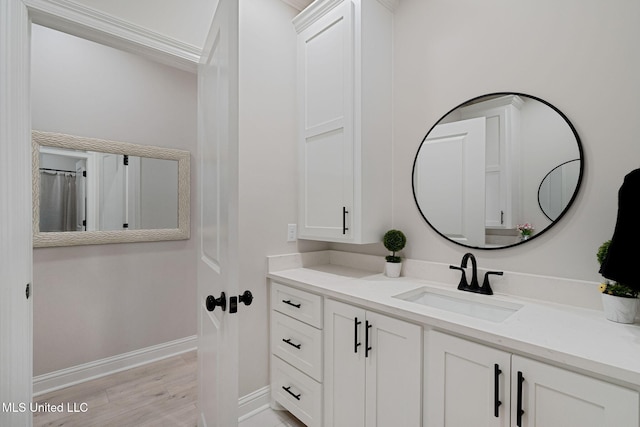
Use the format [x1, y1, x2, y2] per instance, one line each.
[26, 283, 30, 299]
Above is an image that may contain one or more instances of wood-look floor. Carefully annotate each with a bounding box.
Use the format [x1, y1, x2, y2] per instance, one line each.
[33, 351, 198, 427]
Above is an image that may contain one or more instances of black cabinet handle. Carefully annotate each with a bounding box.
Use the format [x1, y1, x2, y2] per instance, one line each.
[494, 364, 502, 417]
[342, 206, 349, 235]
[365, 320, 372, 358]
[282, 299, 301, 308]
[282, 386, 301, 401]
[517, 371, 525, 426]
[354, 317, 362, 353]
[282, 338, 301, 349]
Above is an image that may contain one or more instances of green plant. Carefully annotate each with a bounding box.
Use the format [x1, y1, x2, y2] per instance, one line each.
[383, 229, 406, 263]
[597, 240, 638, 298]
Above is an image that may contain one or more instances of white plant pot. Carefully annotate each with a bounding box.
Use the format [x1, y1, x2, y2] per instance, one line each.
[385, 262, 402, 278]
[601, 293, 639, 324]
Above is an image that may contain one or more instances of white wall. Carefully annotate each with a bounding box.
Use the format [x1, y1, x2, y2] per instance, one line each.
[385, 0, 640, 281]
[31, 24, 198, 376]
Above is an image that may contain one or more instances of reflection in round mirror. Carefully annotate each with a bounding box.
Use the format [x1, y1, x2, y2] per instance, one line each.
[412, 93, 583, 249]
[538, 159, 581, 222]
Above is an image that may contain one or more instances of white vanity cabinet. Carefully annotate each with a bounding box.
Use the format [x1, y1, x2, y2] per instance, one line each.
[426, 330, 640, 427]
[458, 95, 523, 229]
[270, 282, 324, 427]
[324, 299, 422, 427]
[293, 0, 393, 243]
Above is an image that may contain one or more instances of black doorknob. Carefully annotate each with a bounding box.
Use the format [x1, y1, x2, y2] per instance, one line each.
[239, 290, 253, 306]
[206, 292, 226, 312]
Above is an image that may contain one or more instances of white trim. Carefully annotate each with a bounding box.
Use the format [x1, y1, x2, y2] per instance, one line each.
[238, 386, 272, 422]
[292, 0, 399, 33]
[280, 0, 313, 12]
[33, 335, 197, 396]
[24, 0, 201, 72]
[292, 0, 344, 33]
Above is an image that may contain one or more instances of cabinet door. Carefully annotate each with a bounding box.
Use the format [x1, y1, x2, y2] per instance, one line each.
[426, 331, 510, 427]
[297, 1, 355, 241]
[324, 299, 366, 427]
[365, 311, 422, 427]
[512, 355, 639, 427]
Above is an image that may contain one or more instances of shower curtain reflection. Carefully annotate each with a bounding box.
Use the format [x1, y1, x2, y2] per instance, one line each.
[39, 171, 78, 232]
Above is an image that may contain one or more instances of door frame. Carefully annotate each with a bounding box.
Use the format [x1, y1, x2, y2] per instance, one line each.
[0, 1, 201, 424]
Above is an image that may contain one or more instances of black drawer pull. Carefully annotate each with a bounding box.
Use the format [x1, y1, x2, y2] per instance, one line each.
[494, 364, 502, 417]
[517, 371, 525, 426]
[342, 206, 349, 234]
[354, 317, 362, 353]
[282, 338, 301, 349]
[282, 299, 301, 308]
[365, 320, 372, 358]
[282, 386, 301, 401]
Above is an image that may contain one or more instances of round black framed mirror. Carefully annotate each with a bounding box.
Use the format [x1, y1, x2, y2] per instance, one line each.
[412, 93, 583, 249]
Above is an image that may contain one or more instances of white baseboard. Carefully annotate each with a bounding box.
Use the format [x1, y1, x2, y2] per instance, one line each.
[33, 335, 197, 396]
[238, 385, 271, 421]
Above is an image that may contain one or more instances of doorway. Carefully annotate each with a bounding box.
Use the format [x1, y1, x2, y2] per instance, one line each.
[30, 22, 199, 413]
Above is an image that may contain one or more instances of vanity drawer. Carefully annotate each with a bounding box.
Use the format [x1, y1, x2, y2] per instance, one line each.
[271, 282, 322, 328]
[272, 310, 323, 381]
[272, 355, 322, 427]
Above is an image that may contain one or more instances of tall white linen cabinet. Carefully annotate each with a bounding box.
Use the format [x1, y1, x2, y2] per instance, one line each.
[294, 0, 395, 244]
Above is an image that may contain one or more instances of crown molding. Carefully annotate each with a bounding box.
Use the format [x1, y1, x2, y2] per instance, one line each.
[292, 0, 399, 33]
[281, 0, 313, 12]
[378, 0, 400, 12]
[293, 0, 344, 33]
[24, 0, 201, 72]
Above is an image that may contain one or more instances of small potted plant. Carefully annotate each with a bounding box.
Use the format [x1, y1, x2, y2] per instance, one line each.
[516, 223, 534, 241]
[383, 229, 406, 278]
[597, 240, 639, 323]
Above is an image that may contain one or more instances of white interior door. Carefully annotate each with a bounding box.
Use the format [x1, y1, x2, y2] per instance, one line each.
[0, 1, 32, 425]
[414, 117, 486, 246]
[197, 0, 240, 425]
[97, 153, 126, 230]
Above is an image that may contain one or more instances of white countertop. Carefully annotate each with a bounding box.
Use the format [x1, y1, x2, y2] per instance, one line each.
[268, 264, 640, 389]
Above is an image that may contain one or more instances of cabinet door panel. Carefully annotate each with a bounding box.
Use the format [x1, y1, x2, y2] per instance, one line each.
[512, 355, 640, 427]
[324, 299, 366, 427]
[304, 129, 347, 230]
[297, 1, 355, 242]
[366, 311, 422, 427]
[426, 331, 510, 427]
[301, 3, 351, 130]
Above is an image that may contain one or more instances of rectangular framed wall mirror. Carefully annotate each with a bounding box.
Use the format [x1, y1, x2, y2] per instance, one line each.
[33, 130, 190, 247]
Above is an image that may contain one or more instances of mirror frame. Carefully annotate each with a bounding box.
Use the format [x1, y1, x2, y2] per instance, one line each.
[412, 92, 584, 250]
[33, 130, 190, 247]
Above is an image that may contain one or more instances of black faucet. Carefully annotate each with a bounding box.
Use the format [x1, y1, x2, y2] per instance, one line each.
[450, 253, 502, 295]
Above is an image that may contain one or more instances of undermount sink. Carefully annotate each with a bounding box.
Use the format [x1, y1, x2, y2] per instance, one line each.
[393, 287, 522, 322]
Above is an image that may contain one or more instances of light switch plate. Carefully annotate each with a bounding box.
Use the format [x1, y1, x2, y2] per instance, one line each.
[287, 224, 297, 242]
